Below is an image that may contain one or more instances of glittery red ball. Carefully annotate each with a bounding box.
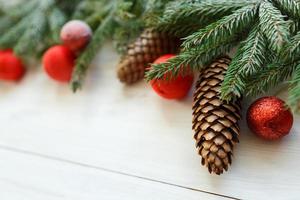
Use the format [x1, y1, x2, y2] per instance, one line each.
[150, 54, 194, 99]
[247, 96, 293, 140]
[60, 20, 92, 53]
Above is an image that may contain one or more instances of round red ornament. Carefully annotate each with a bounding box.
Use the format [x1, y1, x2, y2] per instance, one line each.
[247, 96, 293, 140]
[60, 20, 92, 53]
[42, 45, 75, 82]
[150, 54, 194, 99]
[0, 49, 25, 81]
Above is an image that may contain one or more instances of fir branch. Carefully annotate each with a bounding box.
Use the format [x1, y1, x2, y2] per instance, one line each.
[84, 4, 111, 30]
[246, 62, 297, 97]
[145, 38, 237, 81]
[272, 0, 300, 19]
[221, 25, 268, 100]
[183, 4, 258, 49]
[48, 7, 67, 43]
[259, 0, 290, 54]
[71, 15, 116, 92]
[289, 19, 300, 36]
[0, 13, 32, 48]
[72, 0, 110, 20]
[155, 0, 257, 37]
[0, 16, 15, 35]
[14, 11, 48, 56]
[288, 63, 300, 110]
[280, 30, 300, 63]
[3, 0, 38, 19]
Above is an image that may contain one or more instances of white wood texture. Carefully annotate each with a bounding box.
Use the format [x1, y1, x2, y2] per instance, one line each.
[0, 148, 219, 200]
[0, 44, 299, 200]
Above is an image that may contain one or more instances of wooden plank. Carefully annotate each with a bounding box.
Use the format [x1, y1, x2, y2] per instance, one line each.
[0, 148, 221, 200]
[0, 44, 298, 199]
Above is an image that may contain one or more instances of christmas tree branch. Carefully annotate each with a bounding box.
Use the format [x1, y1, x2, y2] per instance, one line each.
[288, 63, 300, 110]
[48, 8, 67, 43]
[259, 0, 290, 54]
[182, 4, 258, 50]
[280, 30, 300, 63]
[246, 62, 297, 97]
[145, 37, 237, 81]
[153, 0, 256, 37]
[14, 11, 48, 56]
[221, 25, 268, 100]
[71, 14, 116, 92]
[272, 0, 300, 19]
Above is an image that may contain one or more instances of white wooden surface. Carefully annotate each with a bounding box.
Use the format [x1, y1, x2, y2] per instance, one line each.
[0, 43, 300, 200]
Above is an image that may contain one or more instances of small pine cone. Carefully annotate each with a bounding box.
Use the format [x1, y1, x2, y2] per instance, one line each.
[192, 57, 242, 175]
[117, 29, 180, 84]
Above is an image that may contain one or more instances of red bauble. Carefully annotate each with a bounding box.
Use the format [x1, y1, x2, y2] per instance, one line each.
[42, 45, 75, 82]
[247, 96, 293, 140]
[150, 54, 194, 99]
[0, 49, 25, 81]
[60, 20, 92, 52]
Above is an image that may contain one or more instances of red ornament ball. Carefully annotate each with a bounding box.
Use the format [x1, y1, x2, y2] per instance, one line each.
[0, 49, 25, 81]
[247, 96, 293, 140]
[60, 20, 92, 53]
[42, 45, 75, 82]
[150, 54, 194, 99]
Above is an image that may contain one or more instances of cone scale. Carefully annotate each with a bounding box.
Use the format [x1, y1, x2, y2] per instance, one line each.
[192, 57, 241, 175]
[117, 29, 180, 84]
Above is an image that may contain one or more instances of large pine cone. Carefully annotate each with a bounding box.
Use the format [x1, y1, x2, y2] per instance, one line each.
[117, 29, 180, 84]
[192, 57, 241, 175]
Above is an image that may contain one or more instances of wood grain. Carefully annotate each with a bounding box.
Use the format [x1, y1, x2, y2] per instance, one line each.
[0, 43, 298, 200]
[0, 148, 221, 200]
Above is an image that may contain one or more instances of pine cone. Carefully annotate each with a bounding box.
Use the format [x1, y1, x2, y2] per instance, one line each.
[117, 29, 180, 84]
[192, 57, 241, 175]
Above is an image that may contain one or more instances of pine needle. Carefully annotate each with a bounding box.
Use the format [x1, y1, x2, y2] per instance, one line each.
[154, 0, 256, 37]
[273, 0, 300, 19]
[48, 8, 67, 44]
[71, 15, 115, 92]
[246, 62, 297, 97]
[280, 30, 300, 63]
[288, 63, 300, 110]
[221, 25, 268, 100]
[183, 4, 258, 49]
[259, 0, 290, 54]
[14, 11, 48, 56]
[145, 38, 237, 81]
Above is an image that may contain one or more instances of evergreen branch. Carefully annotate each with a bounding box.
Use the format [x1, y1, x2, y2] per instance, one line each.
[221, 25, 268, 100]
[280, 30, 300, 63]
[48, 7, 67, 43]
[288, 63, 300, 110]
[272, 0, 300, 19]
[145, 38, 237, 81]
[3, 0, 38, 19]
[246, 62, 297, 96]
[259, 0, 290, 54]
[289, 19, 300, 36]
[154, 0, 256, 37]
[0, 16, 15, 35]
[71, 15, 116, 92]
[0, 13, 33, 48]
[14, 11, 48, 56]
[84, 4, 111, 30]
[183, 4, 258, 49]
[72, 0, 110, 20]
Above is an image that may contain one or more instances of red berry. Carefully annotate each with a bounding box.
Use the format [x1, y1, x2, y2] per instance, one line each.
[247, 96, 293, 140]
[60, 20, 92, 53]
[42, 45, 75, 82]
[150, 54, 194, 99]
[0, 49, 25, 81]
